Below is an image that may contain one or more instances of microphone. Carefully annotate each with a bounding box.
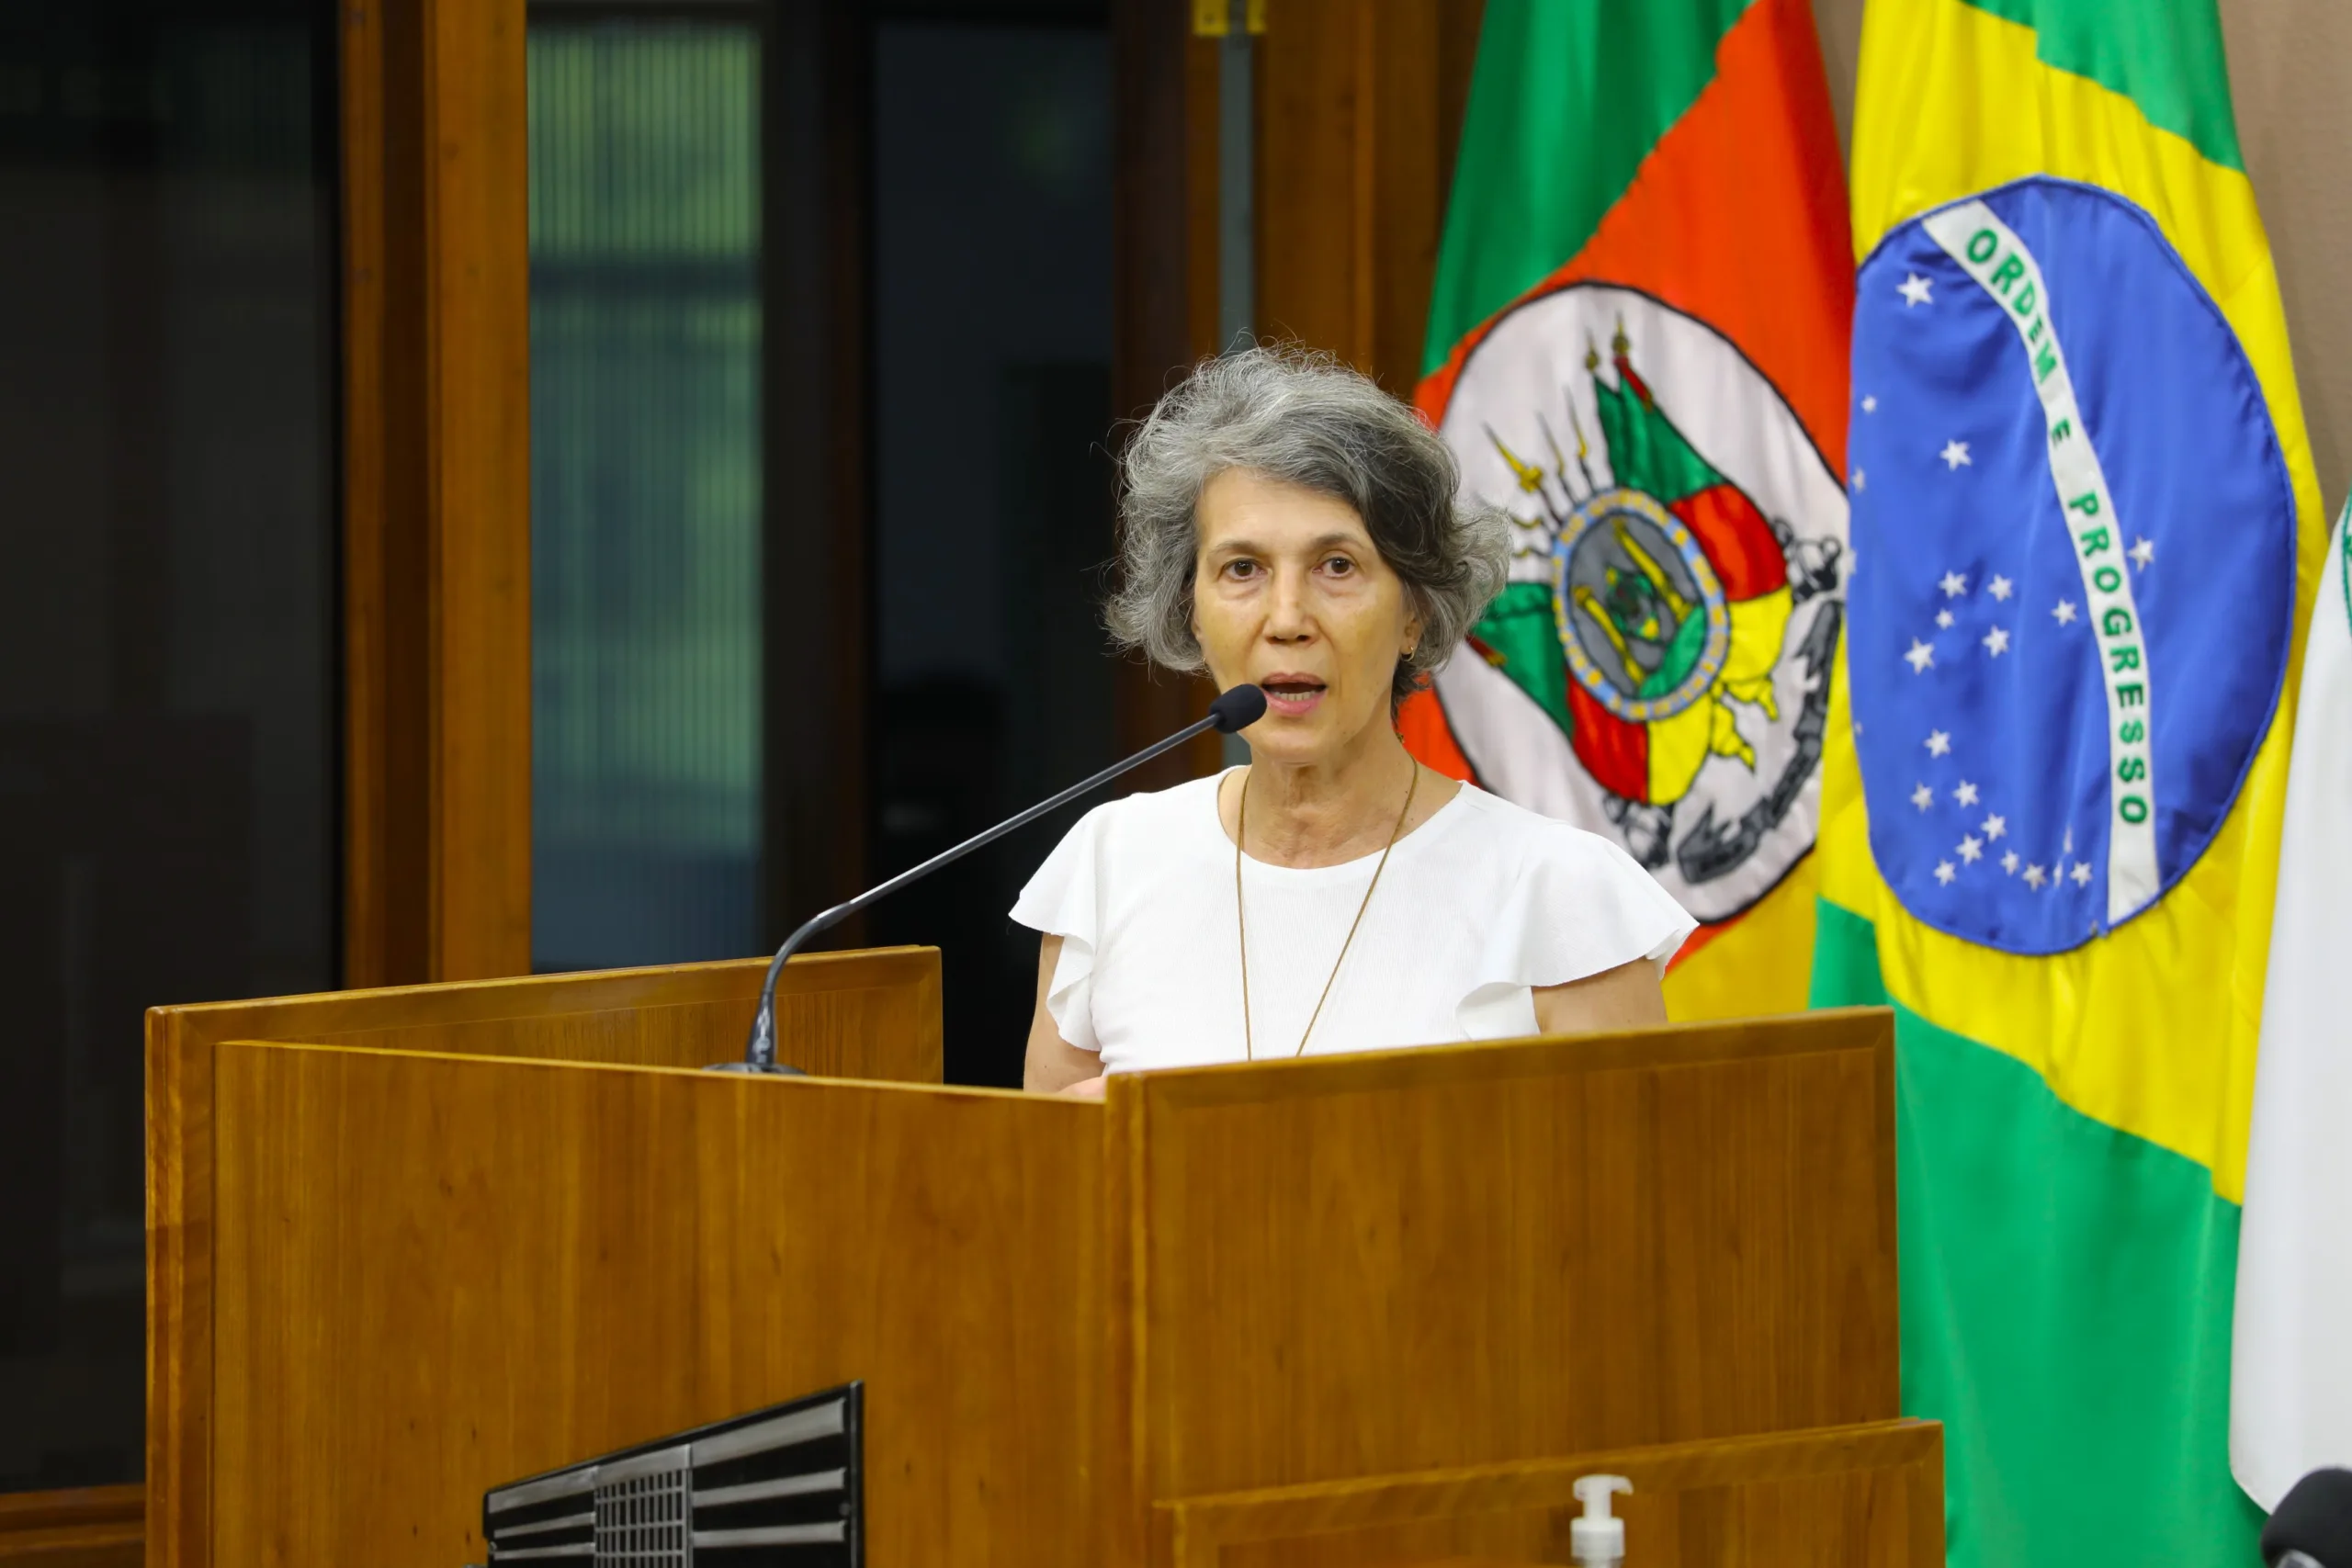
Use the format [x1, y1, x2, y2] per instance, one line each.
[2266, 1469, 2352, 1568]
[715, 682, 1268, 1074]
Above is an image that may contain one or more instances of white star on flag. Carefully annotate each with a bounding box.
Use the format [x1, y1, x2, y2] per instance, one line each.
[1982, 813, 2007, 840]
[1861, 394, 1878, 413]
[1899, 273, 1934, 308]
[2071, 861, 2094, 886]
[1911, 782, 1935, 811]
[1851, 468, 1866, 491]
[2064, 828, 2075, 854]
[2052, 599, 2079, 625]
[2001, 850, 2020, 874]
[1926, 729, 1951, 757]
[1988, 574, 2014, 601]
[1958, 835, 1984, 863]
[2129, 536, 2156, 570]
[2025, 863, 2048, 889]
[1905, 638, 1936, 673]
[1939, 440, 1972, 470]
[1939, 570, 1969, 598]
[1954, 780, 1980, 807]
[1983, 626, 2011, 657]
[1936, 609, 1955, 629]
[1935, 860, 1957, 886]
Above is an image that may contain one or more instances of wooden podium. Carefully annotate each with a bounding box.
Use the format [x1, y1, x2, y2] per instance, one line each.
[145, 947, 1938, 1567]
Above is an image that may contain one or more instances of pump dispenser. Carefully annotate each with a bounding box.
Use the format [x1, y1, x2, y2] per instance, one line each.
[1570, 1473, 1633, 1567]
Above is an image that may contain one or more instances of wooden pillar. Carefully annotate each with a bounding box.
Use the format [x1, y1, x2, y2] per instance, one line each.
[1250, 0, 1485, 395]
[341, 0, 533, 986]
[1107, 0, 1233, 783]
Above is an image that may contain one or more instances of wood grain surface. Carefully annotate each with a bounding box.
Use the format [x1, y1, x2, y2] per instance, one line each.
[1154, 1420, 1942, 1568]
[148, 948, 941, 1077]
[1110, 1011, 1900, 1505]
[196, 1045, 1098, 1568]
[339, 0, 532, 987]
[144, 950, 941, 1568]
[1248, 0, 1487, 394]
[150, 978, 1898, 1567]
[0, 1487, 141, 1567]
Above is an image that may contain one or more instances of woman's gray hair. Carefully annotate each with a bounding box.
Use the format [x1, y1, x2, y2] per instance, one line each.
[1106, 344, 1511, 704]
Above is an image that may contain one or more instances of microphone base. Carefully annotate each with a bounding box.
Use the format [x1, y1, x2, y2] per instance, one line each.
[704, 1060, 808, 1077]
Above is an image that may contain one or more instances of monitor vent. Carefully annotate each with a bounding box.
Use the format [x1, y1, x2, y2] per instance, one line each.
[485, 1383, 862, 1567]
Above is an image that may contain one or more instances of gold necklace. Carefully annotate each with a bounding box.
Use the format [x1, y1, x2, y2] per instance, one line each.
[1235, 761, 1420, 1060]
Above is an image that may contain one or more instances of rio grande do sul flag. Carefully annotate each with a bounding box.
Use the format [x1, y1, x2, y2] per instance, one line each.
[2233, 499, 2352, 1509]
[1395, 0, 1853, 1022]
[1812, 1, 2326, 1563]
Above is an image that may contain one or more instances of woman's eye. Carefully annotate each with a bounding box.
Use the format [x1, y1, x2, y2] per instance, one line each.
[1322, 556, 1354, 576]
[1224, 558, 1260, 580]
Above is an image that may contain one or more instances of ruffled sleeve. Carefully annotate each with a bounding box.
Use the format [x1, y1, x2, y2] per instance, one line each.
[1455, 822, 1697, 1036]
[1009, 806, 1107, 1055]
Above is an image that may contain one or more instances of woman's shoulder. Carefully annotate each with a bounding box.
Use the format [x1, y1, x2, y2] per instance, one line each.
[1012, 771, 1224, 938]
[1075, 769, 1227, 845]
[1028, 769, 1224, 880]
[1433, 783, 1698, 978]
[1440, 782, 1646, 872]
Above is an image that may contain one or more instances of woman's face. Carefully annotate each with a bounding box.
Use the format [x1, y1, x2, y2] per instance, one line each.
[1192, 468, 1419, 768]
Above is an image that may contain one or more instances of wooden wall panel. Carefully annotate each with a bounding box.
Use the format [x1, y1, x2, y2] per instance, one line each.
[1119, 1012, 1900, 1503]
[196, 1043, 1102, 1568]
[1111, 0, 1224, 783]
[342, 0, 533, 987]
[0, 1486, 141, 1567]
[1249, 0, 1487, 394]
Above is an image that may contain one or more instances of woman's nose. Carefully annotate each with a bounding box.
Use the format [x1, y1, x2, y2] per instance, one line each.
[1263, 568, 1313, 639]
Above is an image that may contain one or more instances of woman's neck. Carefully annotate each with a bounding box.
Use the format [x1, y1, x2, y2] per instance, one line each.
[1225, 724, 1447, 869]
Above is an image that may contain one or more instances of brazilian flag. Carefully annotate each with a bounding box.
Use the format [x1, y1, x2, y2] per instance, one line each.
[1815, 2, 2327, 1565]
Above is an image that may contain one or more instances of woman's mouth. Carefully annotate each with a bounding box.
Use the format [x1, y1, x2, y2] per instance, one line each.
[1260, 677, 1327, 716]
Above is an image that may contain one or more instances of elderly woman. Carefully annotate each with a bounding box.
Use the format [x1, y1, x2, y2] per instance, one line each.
[1017, 347, 1693, 1097]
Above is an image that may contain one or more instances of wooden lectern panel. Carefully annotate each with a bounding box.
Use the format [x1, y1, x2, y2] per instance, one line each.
[1109, 1011, 1898, 1509]
[146, 946, 942, 1077]
[145, 948, 942, 1568]
[188, 1043, 1098, 1568]
[148, 964, 1905, 1568]
[1152, 1420, 1942, 1568]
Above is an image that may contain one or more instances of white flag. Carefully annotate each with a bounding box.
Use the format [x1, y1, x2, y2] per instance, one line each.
[2233, 499, 2352, 1509]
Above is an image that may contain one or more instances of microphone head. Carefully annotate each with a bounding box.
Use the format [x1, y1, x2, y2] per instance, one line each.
[2266, 1468, 2352, 1568]
[1209, 683, 1268, 733]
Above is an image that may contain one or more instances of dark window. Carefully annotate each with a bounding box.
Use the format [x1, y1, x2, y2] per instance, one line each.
[0, 0, 340, 1492]
[865, 17, 1117, 1087]
[528, 13, 765, 972]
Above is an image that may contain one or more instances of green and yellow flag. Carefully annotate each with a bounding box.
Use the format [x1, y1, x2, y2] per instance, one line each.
[1815, 2, 2326, 1562]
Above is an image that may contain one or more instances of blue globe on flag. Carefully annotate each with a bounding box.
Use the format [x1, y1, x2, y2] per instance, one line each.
[1847, 176, 2299, 955]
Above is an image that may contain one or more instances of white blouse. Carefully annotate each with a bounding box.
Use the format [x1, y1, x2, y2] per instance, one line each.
[1011, 771, 1695, 1076]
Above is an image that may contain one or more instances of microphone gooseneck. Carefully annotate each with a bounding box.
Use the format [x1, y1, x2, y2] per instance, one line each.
[718, 683, 1268, 1074]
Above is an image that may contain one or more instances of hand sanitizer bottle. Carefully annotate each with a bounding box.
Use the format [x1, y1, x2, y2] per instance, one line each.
[1571, 1473, 1633, 1567]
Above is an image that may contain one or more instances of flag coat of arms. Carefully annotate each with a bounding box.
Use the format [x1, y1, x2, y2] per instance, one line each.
[1399, 0, 1855, 1021]
[1812, 1, 2326, 1563]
